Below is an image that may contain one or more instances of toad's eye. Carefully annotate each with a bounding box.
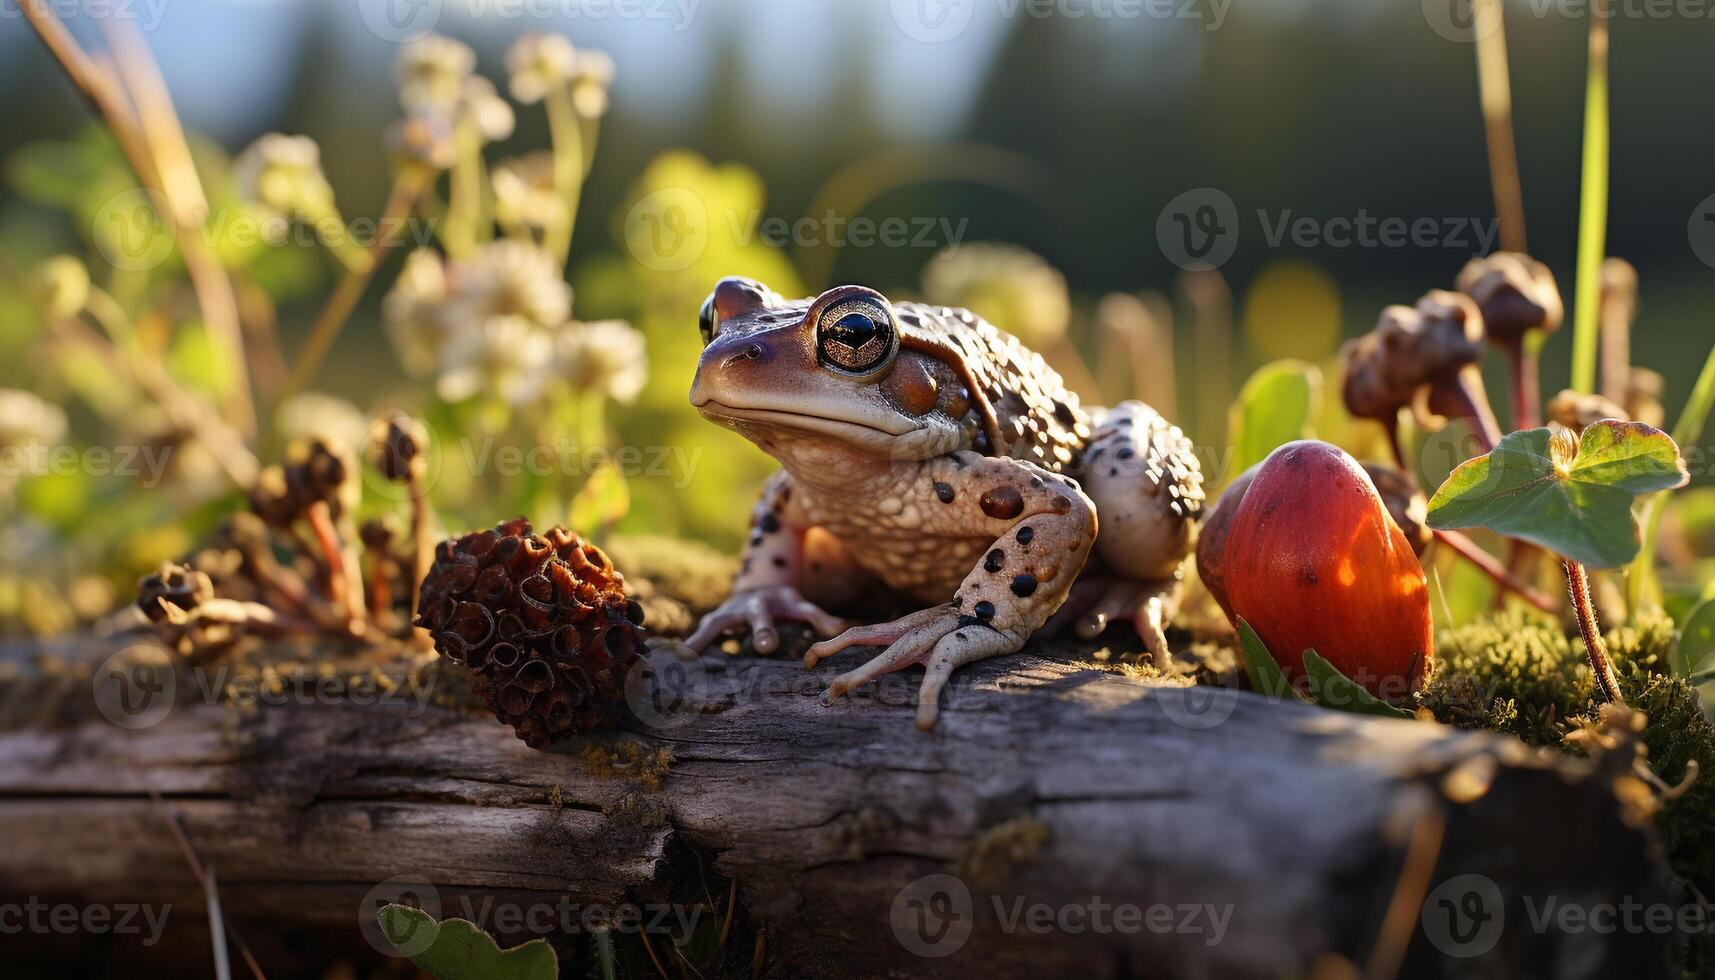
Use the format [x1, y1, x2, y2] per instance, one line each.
[817, 300, 896, 375]
[697, 294, 717, 346]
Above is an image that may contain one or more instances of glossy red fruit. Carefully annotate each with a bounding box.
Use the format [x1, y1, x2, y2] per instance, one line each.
[1221, 441, 1432, 701]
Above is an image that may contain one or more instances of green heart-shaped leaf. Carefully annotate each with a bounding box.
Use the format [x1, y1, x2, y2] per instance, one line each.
[1426, 420, 1689, 569]
[1302, 650, 1415, 720]
[1236, 619, 1293, 700]
[378, 905, 558, 980]
[1229, 360, 1322, 473]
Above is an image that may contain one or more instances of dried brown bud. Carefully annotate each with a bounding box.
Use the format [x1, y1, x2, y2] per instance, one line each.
[1360, 462, 1432, 557]
[375, 414, 428, 482]
[1547, 389, 1628, 433]
[137, 562, 215, 623]
[416, 518, 647, 747]
[249, 465, 300, 528]
[1342, 291, 1484, 422]
[1456, 252, 1563, 344]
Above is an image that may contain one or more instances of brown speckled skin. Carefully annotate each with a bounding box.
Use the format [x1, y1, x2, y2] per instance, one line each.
[685, 277, 1203, 729]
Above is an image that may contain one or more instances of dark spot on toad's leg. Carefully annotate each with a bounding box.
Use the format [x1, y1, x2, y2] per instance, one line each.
[759, 513, 781, 533]
[973, 600, 996, 621]
[1016, 526, 1035, 544]
[772, 557, 787, 568]
[980, 485, 1024, 520]
[984, 549, 1005, 573]
[1010, 574, 1038, 597]
[933, 482, 955, 504]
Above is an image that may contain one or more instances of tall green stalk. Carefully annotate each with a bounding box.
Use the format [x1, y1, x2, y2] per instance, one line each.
[1630, 341, 1715, 614]
[1569, 4, 1610, 394]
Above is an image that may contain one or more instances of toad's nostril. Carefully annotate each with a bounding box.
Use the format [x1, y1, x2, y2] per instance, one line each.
[723, 343, 765, 369]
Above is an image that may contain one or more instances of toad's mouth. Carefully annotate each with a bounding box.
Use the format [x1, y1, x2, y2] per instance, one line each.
[693, 401, 912, 446]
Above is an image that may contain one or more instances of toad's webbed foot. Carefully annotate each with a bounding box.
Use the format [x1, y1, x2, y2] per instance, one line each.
[683, 585, 847, 656]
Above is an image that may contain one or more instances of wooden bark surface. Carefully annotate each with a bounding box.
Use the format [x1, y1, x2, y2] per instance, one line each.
[0, 635, 1674, 979]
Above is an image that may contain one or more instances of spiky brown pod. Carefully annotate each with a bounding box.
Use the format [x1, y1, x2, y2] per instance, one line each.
[416, 518, 646, 748]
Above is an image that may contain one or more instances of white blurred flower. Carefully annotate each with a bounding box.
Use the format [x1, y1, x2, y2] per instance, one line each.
[443, 239, 571, 330]
[505, 32, 577, 104]
[568, 49, 614, 117]
[274, 392, 369, 454]
[557, 319, 647, 403]
[233, 133, 336, 219]
[459, 75, 515, 144]
[492, 152, 565, 235]
[383, 249, 451, 378]
[397, 34, 476, 112]
[437, 315, 555, 406]
[0, 389, 68, 449]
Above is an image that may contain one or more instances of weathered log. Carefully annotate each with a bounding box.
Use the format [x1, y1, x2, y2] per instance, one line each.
[0, 633, 1675, 979]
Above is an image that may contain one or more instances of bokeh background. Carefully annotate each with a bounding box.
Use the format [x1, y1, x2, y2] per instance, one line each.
[1, 0, 1712, 633]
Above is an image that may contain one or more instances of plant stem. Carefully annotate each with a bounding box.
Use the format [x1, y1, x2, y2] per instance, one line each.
[1427, 367, 1502, 453]
[1628, 334, 1715, 614]
[1436, 529, 1559, 614]
[26, 6, 255, 435]
[1565, 558, 1625, 705]
[1499, 337, 1541, 430]
[544, 84, 585, 265]
[275, 169, 426, 414]
[1473, 0, 1527, 254]
[406, 465, 433, 634]
[1569, 0, 1611, 394]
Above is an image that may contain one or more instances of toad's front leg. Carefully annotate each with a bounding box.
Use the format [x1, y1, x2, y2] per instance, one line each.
[806, 452, 1097, 730]
[684, 472, 850, 655]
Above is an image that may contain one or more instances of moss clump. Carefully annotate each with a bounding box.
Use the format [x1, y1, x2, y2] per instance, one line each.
[1418, 608, 1675, 746]
[1421, 609, 1715, 976]
[953, 816, 1052, 890]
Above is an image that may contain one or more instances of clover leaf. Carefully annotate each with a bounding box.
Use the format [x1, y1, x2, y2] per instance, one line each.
[378, 905, 558, 980]
[1426, 420, 1689, 569]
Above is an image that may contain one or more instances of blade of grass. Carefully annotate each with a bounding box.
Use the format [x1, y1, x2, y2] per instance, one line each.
[1474, 0, 1527, 253]
[1629, 337, 1715, 613]
[1569, 0, 1611, 394]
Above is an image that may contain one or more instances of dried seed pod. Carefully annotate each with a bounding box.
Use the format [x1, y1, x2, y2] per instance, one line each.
[375, 413, 428, 483]
[1547, 389, 1628, 433]
[137, 562, 215, 623]
[1341, 291, 1485, 422]
[417, 518, 646, 748]
[1455, 252, 1563, 345]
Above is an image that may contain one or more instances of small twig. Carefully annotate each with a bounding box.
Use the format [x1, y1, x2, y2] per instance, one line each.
[147, 789, 268, 980]
[1362, 795, 1446, 980]
[1498, 337, 1541, 430]
[1565, 558, 1625, 705]
[406, 465, 434, 632]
